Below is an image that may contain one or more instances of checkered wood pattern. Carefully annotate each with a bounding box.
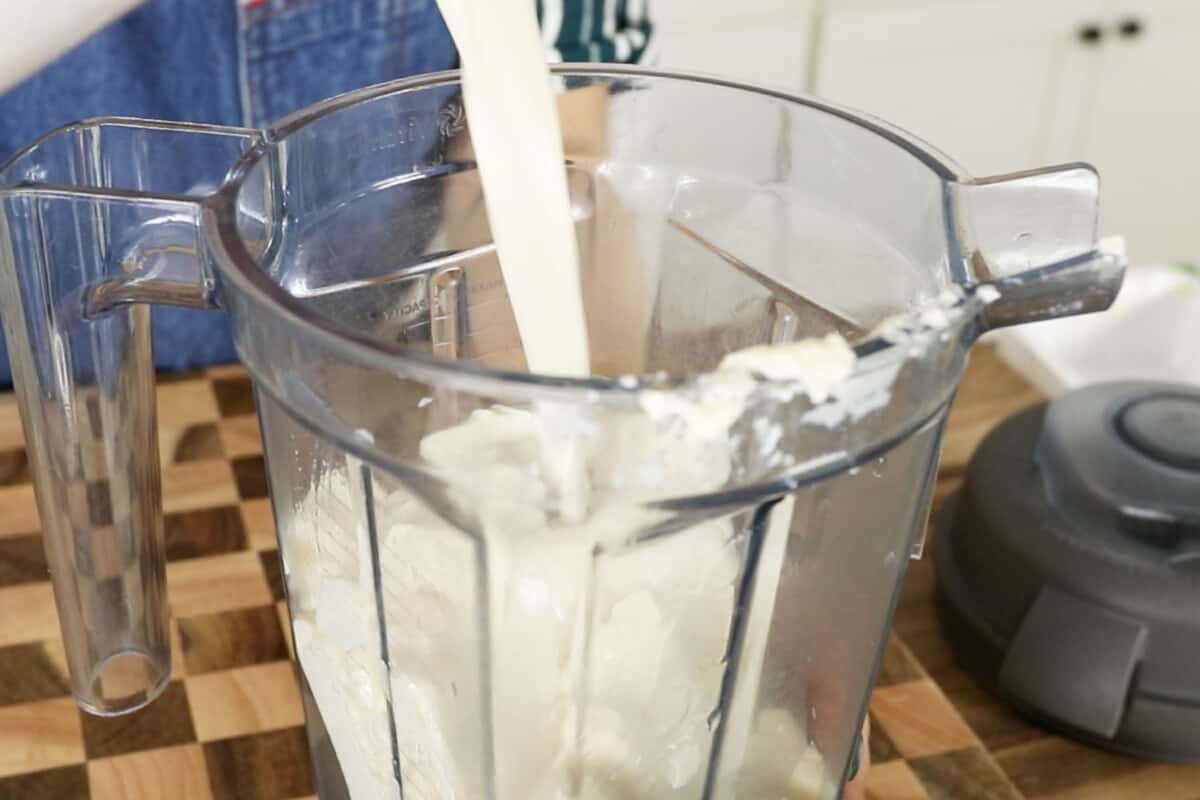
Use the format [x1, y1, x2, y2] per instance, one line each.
[0, 348, 1195, 799]
[0, 364, 309, 800]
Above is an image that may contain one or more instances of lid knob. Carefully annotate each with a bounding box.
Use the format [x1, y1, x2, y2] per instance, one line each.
[1036, 383, 1200, 548]
[1118, 395, 1200, 472]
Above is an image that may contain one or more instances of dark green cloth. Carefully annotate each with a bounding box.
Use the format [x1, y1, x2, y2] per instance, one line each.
[538, 0, 655, 64]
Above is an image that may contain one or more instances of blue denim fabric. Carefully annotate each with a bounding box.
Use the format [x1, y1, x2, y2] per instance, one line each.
[0, 0, 456, 386]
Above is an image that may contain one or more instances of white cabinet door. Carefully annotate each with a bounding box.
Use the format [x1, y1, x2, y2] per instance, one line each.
[651, 0, 818, 92]
[1078, 0, 1200, 264]
[813, 0, 1098, 178]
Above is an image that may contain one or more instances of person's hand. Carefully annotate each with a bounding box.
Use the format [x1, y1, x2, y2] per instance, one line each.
[842, 716, 870, 800]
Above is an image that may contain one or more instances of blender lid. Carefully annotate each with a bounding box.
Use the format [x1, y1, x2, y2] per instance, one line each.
[934, 381, 1200, 763]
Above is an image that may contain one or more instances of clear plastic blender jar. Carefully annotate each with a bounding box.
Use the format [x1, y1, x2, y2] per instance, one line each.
[0, 66, 1124, 799]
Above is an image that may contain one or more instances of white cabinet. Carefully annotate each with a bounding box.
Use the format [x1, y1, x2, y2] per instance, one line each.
[1073, 0, 1200, 265]
[812, 0, 1098, 178]
[651, 0, 1200, 264]
[810, 0, 1200, 264]
[651, 0, 818, 93]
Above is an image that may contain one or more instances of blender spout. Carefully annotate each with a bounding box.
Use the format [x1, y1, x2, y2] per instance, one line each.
[973, 243, 1126, 331]
[954, 164, 1127, 332]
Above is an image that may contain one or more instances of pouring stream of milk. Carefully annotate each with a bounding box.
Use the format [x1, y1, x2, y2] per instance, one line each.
[434, 0, 591, 379]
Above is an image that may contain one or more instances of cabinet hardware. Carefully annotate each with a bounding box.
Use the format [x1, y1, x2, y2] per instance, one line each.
[1118, 18, 1143, 38]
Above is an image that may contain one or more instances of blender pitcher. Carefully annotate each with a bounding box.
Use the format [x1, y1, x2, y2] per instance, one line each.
[0, 66, 1123, 799]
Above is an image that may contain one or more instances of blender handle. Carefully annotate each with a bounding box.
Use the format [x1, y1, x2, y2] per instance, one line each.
[956, 164, 1127, 332]
[0, 119, 258, 715]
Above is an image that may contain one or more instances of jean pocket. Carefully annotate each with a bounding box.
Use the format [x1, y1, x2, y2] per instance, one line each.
[243, 0, 454, 125]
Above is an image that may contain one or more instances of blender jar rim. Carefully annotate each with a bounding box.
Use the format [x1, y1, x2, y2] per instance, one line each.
[199, 65, 985, 510]
[206, 64, 978, 402]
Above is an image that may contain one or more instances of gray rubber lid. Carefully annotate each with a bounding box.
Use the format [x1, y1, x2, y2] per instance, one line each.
[934, 382, 1200, 763]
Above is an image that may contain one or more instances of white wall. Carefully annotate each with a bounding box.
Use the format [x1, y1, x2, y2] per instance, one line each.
[651, 0, 819, 93]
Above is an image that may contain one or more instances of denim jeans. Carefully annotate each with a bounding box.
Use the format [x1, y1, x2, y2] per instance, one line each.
[0, 0, 457, 385]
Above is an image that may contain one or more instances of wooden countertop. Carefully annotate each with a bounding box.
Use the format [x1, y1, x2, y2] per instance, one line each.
[0, 347, 1196, 799]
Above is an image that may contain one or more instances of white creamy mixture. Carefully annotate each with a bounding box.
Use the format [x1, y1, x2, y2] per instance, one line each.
[282, 1, 862, 798]
[284, 341, 856, 800]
